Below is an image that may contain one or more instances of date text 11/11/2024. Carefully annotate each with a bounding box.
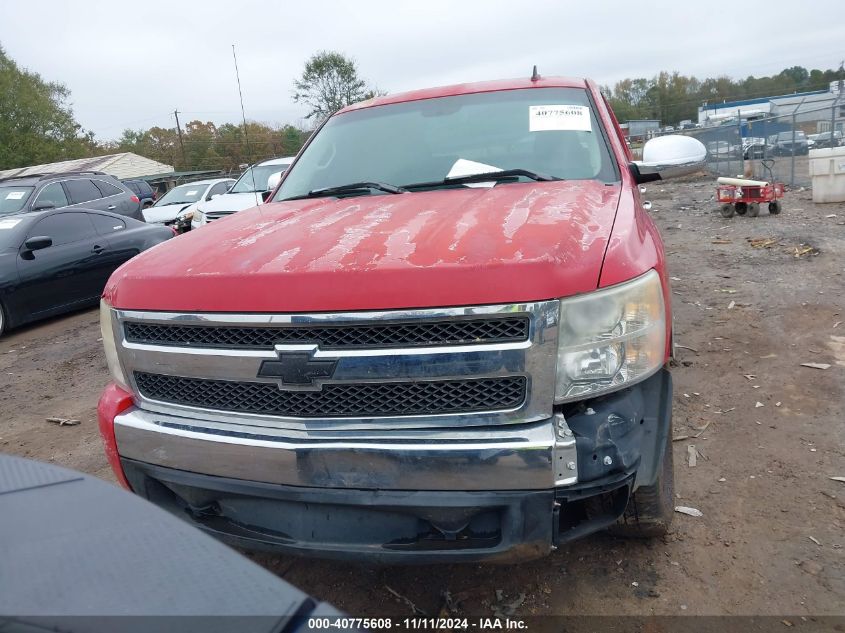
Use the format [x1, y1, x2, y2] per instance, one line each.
[306, 618, 529, 630]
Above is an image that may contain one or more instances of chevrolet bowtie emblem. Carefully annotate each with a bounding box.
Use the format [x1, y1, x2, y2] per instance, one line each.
[257, 352, 338, 387]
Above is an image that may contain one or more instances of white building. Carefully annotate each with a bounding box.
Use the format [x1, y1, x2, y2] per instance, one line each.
[698, 83, 845, 130]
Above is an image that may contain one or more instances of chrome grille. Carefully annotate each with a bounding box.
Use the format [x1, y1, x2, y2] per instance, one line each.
[114, 302, 559, 431]
[135, 372, 527, 418]
[123, 317, 529, 350]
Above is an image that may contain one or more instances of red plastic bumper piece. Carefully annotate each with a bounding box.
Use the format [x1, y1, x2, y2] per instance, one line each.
[97, 382, 135, 490]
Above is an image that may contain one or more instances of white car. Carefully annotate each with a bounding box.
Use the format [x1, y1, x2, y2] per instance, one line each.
[143, 178, 235, 229]
[191, 156, 295, 229]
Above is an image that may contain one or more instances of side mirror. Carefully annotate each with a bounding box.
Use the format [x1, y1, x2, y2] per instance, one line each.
[631, 135, 707, 184]
[32, 201, 56, 211]
[266, 171, 283, 191]
[24, 236, 52, 251]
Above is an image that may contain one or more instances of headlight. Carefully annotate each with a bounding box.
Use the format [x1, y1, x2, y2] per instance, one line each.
[193, 209, 204, 222]
[177, 209, 195, 220]
[100, 300, 129, 390]
[555, 269, 665, 402]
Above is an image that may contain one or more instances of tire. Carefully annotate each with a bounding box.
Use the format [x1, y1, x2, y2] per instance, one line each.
[769, 201, 782, 215]
[0, 300, 6, 339]
[609, 426, 675, 538]
[719, 203, 735, 218]
[748, 202, 760, 217]
[734, 202, 748, 216]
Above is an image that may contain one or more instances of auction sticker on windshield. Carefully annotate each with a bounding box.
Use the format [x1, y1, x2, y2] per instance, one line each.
[0, 218, 22, 229]
[5, 191, 26, 200]
[529, 105, 592, 132]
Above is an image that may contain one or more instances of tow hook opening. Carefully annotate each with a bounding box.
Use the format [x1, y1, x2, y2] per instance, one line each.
[386, 510, 502, 551]
[555, 482, 631, 544]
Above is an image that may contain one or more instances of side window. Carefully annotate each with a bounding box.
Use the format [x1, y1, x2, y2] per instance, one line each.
[65, 179, 104, 204]
[138, 181, 153, 196]
[93, 180, 123, 197]
[206, 182, 230, 199]
[123, 181, 140, 195]
[90, 213, 126, 235]
[28, 213, 97, 247]
[35, 182, 69, 209]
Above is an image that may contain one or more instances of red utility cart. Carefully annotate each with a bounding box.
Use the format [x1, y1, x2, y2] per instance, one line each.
[717, 177, 784, 218]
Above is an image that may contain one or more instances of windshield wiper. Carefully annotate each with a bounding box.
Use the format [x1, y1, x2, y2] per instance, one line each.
[403, 169, 560, 190]
[282, 181, 406, 201]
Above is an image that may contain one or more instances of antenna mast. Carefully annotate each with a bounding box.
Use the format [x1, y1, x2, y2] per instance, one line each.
[232, 44, 255, 190]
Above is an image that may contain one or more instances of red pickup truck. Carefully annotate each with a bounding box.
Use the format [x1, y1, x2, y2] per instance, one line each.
[98, 75, 705, 562]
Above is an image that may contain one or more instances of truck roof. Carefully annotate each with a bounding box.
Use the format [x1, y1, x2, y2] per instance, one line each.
[339, 76, 590, 114]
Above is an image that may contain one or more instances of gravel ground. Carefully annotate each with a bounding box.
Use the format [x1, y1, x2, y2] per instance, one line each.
[1, 176, 842, 618]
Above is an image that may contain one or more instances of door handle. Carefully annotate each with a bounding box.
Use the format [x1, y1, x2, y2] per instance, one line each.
[107, 205, 116, 210]
[92, 244, 105, 254]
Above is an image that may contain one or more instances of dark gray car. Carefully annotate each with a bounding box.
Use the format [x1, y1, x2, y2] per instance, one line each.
[121, 178, 157, 208]
[770, 131, 809, 156]
[0, 171, 144, 221]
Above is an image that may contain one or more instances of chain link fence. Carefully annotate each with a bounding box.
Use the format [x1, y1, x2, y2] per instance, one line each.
[662, 100, 844, 188]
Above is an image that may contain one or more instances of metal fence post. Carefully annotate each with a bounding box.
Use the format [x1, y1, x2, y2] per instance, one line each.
[791, 111, 797, 188]
[738, 109, 744, 177]
[790, 97, 808, 188]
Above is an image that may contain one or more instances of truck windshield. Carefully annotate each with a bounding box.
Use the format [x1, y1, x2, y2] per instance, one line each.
[0, 186, 34, 215]
[275, 87, 616, 200]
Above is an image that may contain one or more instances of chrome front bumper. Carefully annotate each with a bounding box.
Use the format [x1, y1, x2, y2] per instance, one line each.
[113, 407, 578, 491]
[114, 371, 671, 562]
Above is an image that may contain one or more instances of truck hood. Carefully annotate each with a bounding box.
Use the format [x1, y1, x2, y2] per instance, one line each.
[197, 191, 263, 214]
[105, 180, 622, 312]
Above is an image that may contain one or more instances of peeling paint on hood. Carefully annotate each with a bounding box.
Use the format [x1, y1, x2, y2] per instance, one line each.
[105, 180, 621, 313]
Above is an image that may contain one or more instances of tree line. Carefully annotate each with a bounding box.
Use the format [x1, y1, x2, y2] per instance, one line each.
[108, 51, 382, 173]
[0, 47, 377, 173]
[113, 121, 311, 173]
[3, 39, 844, 172]
[603, 64, 845, 125]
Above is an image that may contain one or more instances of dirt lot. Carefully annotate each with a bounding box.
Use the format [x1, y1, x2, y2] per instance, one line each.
[1, 176, 843, 618]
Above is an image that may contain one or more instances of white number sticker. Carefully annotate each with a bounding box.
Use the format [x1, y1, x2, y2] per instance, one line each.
[0, 218, 22, 229]
[529, 105, 592, 132]
[5, 191, 26, 200]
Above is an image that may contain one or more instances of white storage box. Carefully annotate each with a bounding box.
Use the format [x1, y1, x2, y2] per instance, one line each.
[809, 147, 845, 203]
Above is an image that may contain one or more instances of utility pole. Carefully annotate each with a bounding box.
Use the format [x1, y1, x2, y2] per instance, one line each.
[174, 109, 187, 169]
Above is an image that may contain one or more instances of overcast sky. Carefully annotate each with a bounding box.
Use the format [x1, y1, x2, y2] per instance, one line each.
[1, 0, 842, 140]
